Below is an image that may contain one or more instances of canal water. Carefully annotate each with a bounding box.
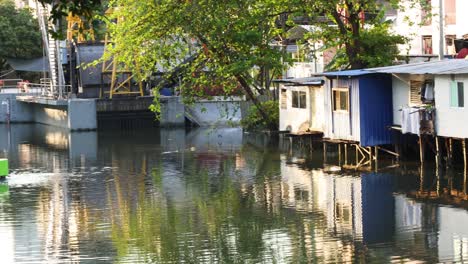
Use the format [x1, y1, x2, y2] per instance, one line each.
[1, 124, 468, 263]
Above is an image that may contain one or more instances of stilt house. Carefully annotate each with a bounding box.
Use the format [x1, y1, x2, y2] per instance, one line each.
[371, 59, 468, 140]
[321, 70, 394, 147]
[276, 77, 325, 134]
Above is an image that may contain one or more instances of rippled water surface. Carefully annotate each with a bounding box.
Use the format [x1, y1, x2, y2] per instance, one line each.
[1, 124, 468, 263]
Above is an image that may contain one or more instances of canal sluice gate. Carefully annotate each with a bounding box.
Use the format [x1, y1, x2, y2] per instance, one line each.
[1, 124, 468, 263]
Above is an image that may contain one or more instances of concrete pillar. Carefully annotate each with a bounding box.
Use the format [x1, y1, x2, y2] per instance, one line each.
[160, 96, 185, 127]
[67, 99, 97, 131]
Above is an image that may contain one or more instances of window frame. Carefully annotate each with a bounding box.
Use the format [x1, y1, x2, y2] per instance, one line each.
[450, 81, 465, 108]
[410, 80, 423, 106]
[280, 88, 287, 109]
[291, 90, 307, 109]
[422, 35, 433, 55]
[444, 0, 456, 25]
[332, 87, 350, 113]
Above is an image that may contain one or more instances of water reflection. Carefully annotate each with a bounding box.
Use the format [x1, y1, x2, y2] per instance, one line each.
[2, 125, 468, 262]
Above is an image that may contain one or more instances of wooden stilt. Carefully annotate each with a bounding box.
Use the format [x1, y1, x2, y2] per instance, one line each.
[355, 144, 358, 166]
[436, 164, 441, 196]
[338, 144, 342, 166]
[309, 137, 313, 153]
[419, 164, 424, 193]
[435, 136, 440, 166]
[395, 143, 401, 164]
[463, 139, 467, 172]
[374, 146, 379, 171]
[368, 147, 372, 170]
[449, 138, 453, 167]
[419, 135, 425, 164]
[344, 144, 348, 165]
[464, 168, 467, 195]
[323, 142, 327, 164]
[289, 137, 293, 156]
[463, 139, 467, 195]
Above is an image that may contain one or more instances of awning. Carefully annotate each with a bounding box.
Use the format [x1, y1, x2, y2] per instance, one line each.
[5, 57, 49, 72]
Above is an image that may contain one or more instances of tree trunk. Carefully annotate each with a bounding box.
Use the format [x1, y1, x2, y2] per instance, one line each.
[236, 74, 278, 130]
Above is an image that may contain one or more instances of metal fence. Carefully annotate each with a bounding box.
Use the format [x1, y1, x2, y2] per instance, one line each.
[0, 78, 71, 99]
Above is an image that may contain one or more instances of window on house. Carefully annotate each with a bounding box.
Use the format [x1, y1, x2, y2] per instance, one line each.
[281, 89, 287, 109]
[445, 0, 456, 25]
[291, 91, 307, 109]
[421, 0, 432, 26]
[410, 80, 423, 105]
[422, 36, 433, 55]
[446, 35, 456, 55]
[332, 88, 349, 112]
[450, 81, 465, 107]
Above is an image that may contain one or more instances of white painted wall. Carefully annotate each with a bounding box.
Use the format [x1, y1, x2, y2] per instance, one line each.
[286, 62, 324, 78]
[394, 0, 468, 57]
[279, 86, 309, 133]
[279, 86, 324, 133]
[392, 75, 411, 126]
[434, 74, 468, 138]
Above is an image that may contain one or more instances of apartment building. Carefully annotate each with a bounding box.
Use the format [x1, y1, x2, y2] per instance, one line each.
[393, 0, 468, 59]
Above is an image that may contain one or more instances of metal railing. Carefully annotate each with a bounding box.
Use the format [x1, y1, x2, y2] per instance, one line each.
[0, 78, 71, 99]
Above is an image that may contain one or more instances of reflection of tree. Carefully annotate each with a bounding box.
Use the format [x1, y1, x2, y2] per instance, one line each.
[106, 140, 408, 263]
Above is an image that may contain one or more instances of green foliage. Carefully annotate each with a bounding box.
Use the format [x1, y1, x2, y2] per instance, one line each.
[96, 0, 292, 126]
[241, 100, 279, 131]
[301, 0, 428, 69]
[326, 22, 406, 70]
[0, 0, 42, 71]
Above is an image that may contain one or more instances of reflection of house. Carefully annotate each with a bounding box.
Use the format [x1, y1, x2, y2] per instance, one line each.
[275, 77, 324, 134]
[372, 59, 468, 139]
[314, 172, 395, 244]
[280, 157, 395, 244]
[394, 194, 439, 262]
[438, 207, 468, 262]
[321, 70, 393, 147]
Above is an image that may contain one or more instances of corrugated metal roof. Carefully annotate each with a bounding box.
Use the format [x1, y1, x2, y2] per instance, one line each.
[77, 44, 107, 86]
[321, 69, 373, 77]
[6, 57, 49, 72]
[273, 77, 324, 86]
[370, 59, 468, 75]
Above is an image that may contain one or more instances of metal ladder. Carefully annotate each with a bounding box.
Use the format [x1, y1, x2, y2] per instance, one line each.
[35, 1, 65, 98]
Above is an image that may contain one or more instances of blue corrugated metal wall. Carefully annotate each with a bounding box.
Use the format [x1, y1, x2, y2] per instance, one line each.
[358, 74, 393, 147]
[360, 172, 395, 244]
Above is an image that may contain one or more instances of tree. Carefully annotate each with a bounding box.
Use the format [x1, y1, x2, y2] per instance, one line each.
[39, 0, 430, 128]
[0, 0, 42, 72]
[298, 0, 427, 70]
[96, 0, 298, 130]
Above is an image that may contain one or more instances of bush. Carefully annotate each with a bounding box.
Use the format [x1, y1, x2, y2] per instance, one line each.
[241, 100, 278, 131]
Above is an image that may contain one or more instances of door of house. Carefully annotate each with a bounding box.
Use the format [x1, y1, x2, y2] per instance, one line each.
[309, 87, 324, 131]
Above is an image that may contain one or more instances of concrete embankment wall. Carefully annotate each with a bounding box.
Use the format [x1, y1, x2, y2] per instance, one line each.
[185, 96, 245, 127]
[1, 94, 251, 130]
[0, 94, 97, 131]
[0, 94, 34, 122]
[31, 101, 97, 131]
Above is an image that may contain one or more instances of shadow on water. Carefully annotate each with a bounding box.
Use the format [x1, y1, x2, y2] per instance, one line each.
[1, 124, 468, 262]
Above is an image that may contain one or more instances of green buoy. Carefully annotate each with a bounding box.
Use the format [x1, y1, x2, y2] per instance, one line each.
[0, 159, 8, 177]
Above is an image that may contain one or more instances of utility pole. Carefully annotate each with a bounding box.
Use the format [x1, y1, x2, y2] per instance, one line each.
[439, 0, 444, 60]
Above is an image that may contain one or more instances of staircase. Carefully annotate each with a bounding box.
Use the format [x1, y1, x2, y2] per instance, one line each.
[35, 2, 65, 98]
